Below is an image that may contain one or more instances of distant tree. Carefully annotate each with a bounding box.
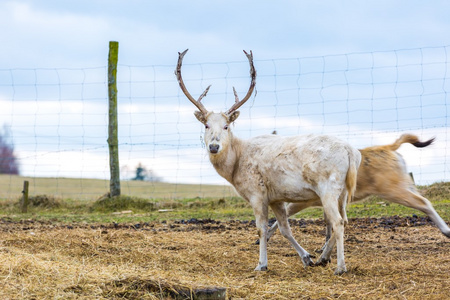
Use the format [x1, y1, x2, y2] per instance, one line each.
[132, 163, 162, 182]
[0, 125, 19, 175]
[133, 163, 147, 181]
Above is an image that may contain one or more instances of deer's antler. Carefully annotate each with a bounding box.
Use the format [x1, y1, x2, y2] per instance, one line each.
[175, 49, 210, 115]
[175, 49, 256, 116]
[225, 50, 256, 115]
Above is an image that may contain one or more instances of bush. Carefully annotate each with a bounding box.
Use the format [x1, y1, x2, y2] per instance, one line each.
[29, 195, 62, 209]
[0, 126, 19, 175]
[419, 181, 450, 200]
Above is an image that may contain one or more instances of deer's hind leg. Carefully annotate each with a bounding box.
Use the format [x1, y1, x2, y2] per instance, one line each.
[270, 202, 314, 267]
[317, 192, 347, 275]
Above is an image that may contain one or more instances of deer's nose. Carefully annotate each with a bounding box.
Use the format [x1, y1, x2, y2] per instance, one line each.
[209, 144, 220, 154]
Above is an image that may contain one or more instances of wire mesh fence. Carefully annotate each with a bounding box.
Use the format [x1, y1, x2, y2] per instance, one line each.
[0, 45, 449, 200]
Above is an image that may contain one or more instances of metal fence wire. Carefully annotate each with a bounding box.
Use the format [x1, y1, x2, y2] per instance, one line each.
[0, 45, 449, 200]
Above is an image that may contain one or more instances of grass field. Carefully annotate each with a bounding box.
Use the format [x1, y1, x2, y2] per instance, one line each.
[1, 175, 450, 223]
[0, 175, 236, 201]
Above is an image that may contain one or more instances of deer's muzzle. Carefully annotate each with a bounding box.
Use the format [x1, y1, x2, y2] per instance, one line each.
[209, 144, 220, 154]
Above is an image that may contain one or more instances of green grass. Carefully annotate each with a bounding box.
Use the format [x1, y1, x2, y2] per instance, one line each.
[1, 174, 449, 224]
[0, 195, 254, 223]
[293, 196, 450, 220]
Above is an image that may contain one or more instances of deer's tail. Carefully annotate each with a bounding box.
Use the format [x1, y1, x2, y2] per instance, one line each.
[387, 134, 435, 151]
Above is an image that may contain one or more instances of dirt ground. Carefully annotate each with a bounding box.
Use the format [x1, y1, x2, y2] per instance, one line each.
[0, 216, 448, 299]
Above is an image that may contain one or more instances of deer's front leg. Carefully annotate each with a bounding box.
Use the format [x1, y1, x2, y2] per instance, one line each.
[250, 197, 269, 271]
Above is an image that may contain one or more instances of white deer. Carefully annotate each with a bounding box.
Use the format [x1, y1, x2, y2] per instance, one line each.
[175, 49, 361, 275]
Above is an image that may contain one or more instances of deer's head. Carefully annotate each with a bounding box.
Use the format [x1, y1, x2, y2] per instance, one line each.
[175, 49, 256, 156]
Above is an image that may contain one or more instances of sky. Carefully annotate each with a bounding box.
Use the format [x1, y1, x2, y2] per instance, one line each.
[2, 1, 450, 67]
[1, 0, 450, 196]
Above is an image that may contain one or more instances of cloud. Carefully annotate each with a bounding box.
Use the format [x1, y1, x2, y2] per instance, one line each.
[18, 149, 109, 179]
[0, 1, 110, 67]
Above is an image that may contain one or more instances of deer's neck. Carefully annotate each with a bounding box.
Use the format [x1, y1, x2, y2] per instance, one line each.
[209, 135, 243, 184]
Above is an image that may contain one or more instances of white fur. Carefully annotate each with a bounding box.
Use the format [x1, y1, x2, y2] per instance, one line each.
[197, 112, 361, 274]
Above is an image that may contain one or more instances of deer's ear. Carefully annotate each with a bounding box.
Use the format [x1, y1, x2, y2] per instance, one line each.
[194, 111, 207, 124]
[228, 111, 240, 123]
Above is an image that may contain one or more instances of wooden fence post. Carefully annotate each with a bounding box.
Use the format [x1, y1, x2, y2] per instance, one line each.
[108, 41, 121, 197]
[21, 180, 29, 213]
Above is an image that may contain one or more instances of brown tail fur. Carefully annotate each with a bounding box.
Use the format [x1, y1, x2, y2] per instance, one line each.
[386, 134, 435, 151]
[345, 153, 358, 205]
[340, 148, 360, 224]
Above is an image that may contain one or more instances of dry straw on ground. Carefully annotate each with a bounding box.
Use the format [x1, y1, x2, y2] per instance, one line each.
[0, 217, 448, 299]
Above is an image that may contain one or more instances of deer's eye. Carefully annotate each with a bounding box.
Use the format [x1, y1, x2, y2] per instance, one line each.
[223, 125, 229, 130]
[205, 124, 210, 129]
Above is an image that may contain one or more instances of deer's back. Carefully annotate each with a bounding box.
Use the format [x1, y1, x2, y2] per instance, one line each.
[232, 134, 358, 202]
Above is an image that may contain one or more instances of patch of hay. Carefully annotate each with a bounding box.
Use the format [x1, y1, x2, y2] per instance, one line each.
[104, 277, 226, 299]
[0, 217, 448, 299]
